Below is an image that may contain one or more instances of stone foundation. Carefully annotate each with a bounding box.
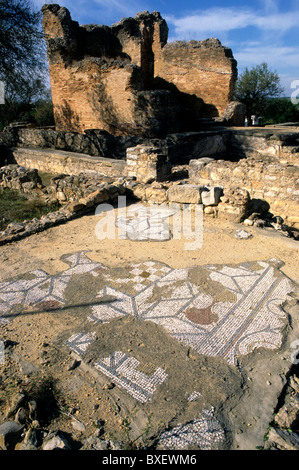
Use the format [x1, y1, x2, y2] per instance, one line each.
[6, 147, 126, 178]
[126, 145, 170, 183]
[1, 126, 298, 233]
[188, 154, 299, 227]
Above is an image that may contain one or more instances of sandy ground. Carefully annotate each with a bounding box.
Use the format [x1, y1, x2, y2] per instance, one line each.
[1, 209, 298, 282]
[0, 208, 298, 449]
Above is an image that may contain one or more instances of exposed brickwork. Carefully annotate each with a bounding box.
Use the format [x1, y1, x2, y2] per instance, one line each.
[154, 39, 237, 118]
[42, 5, 238, 137]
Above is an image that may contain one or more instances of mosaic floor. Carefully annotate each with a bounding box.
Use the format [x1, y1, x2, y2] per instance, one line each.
[157, 407, 225, 450]
[0, 251, 294, 449]
[0, 251, 293, 368]
[89, 257, 293, 366]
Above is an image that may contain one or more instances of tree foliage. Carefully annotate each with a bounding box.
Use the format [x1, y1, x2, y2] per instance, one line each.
[260, 98, 299, 125]
[234, 63, 284, 119]
[0, 0, 53, 129]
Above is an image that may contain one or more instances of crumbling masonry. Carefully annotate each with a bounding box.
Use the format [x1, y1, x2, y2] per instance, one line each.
[42, 4, 239, 137]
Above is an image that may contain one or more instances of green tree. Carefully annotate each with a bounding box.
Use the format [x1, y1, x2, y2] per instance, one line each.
[234, 63, 284, 121]
[0, 0, 46, 89]
[260, 98, 299, 125]
[0, 0, 52, 129]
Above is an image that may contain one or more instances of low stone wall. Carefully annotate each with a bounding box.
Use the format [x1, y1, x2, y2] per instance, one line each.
[228, 128, 299, 161]
[1, 126, 299, 234]
[0, 126, 151, 159]
[126, 145, 171, 183]
[0, 164, 126, 204]
[189, 154, 299, 228]
[6, 147, 126, 179]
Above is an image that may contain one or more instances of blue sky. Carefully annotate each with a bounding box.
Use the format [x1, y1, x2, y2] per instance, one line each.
[35, 0, 299, 95]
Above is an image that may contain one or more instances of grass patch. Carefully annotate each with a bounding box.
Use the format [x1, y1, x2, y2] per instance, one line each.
[0, 187, 61, 231]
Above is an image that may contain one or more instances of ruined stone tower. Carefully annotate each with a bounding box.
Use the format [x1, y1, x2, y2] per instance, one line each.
[42, 4, 238, 138]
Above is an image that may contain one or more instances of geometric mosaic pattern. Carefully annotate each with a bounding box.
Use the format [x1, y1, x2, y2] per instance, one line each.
[93, 351, 168, 403]
[0, 252, 103, 321]
[0, 251, 294, 404]
[65, 335, 168, 403]
[90, 260, 293, 365]
[157, 407, 225, 450]
[0, 250, 295, 450]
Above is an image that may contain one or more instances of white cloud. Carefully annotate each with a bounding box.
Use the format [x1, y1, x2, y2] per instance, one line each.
[236, 45, 299, 69]
[165, 5, 299, 95]
[166, 6, 299, 38]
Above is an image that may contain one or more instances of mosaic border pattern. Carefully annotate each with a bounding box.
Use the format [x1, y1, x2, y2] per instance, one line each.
[90, 260, 293, 365]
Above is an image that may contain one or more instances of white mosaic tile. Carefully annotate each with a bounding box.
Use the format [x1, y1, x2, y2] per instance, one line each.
[0, 252, 295, 369]
[93, 351, 168, 403]
[157, 407, 225, 450]
[0, 252, 103, 315]
[66, 332, 96, 355]
[89, 258, 293, 365]
[186, 391, 201, 402]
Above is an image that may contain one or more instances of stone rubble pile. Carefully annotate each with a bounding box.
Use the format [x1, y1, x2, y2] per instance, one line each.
[0, 388, 124, 451]
[0, 165, 127, 245]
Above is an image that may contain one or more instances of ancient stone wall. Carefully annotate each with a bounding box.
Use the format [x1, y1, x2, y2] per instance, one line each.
[154, 39, 237, 119]
[42, 4, 239, 137]
[188, 154, 299, 228]
[6, 147, 126, 179]
[0, 125, 151, 159]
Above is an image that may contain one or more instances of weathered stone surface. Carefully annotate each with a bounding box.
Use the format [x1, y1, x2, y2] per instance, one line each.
[9, 147, 126, 178]
[78, 188, 109, 207]
[222, 101, 246, 127]
[167, 184, 202, 204]
[188, 139, 299, 228]
[0, 421, 24, 450]
[42, 5, 238, 137]
[265, 428, 299, 451]
[126, 145, 171, 183]
[42, 431, 72, 450]
[201, 186, 224, 206]
[217, 187, 251, 222]
[274, 399, 299, 429]
[155, 39, 237, 120]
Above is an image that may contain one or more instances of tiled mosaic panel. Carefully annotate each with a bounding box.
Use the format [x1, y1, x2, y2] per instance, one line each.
[0, 252, 103, 318]
[0, 251, 294, 449]
[91, 259, 293, 365]
[157, 407, 225, 450]
[0, 252, 293, 366]
[66, 334, 168, 403]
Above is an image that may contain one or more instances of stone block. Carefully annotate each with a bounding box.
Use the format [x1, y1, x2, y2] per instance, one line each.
[79, 188, 109, 207]
[126, 145, 171, 183]
[201, 186, 224, 206]
[167, 184, 202, 204]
